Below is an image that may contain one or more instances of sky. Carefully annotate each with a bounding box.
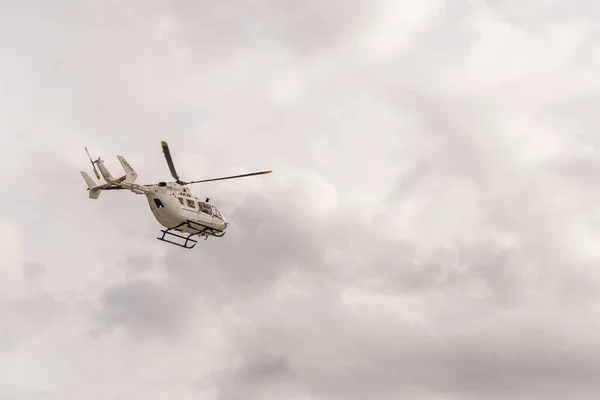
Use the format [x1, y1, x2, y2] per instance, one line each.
[1, 0, 600, 399]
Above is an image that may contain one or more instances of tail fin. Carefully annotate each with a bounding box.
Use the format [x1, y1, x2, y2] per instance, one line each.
[117, 155, 138, 184]
[80, 171, 102, 199]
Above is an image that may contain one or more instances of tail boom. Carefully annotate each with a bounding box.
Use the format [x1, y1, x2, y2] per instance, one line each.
[120, 181, 151, 195]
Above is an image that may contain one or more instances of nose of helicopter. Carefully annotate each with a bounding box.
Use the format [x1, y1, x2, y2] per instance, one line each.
[217, 211, 228, 229]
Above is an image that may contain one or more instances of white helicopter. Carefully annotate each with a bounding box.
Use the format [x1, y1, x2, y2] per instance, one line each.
[80, 141, 272, 249]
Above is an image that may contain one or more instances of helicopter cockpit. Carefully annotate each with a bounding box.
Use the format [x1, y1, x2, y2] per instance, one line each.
[195, 200, 224, 220]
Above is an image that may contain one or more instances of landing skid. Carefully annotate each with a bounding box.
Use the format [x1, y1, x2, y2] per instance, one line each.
[157, 220, 226, 249]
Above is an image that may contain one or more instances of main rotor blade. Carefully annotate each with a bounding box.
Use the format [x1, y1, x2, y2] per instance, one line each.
[86, 184, 154, 191]
[184, 170, 272, 184]
[161, 141, 180, 181]
[86, 186, 126, 191]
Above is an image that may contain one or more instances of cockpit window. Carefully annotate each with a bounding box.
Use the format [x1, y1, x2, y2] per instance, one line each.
[153, 198, 164, 208]
[178, 197, 184, 205]
[198, 202, 212, 215]
[186, 199, 196, 208]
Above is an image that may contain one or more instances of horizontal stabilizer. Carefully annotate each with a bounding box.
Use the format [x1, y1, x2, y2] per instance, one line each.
[80, 171, 103, 199]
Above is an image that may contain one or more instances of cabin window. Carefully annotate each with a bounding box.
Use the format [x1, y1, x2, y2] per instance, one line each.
[178, 197, 184, 205]
[153, 198, 164, 209]
[198, 202, 212, 215]
[186, 199, 196, 208]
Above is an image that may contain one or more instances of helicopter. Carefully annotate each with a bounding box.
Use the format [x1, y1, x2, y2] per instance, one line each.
[80, 141, 272, 249]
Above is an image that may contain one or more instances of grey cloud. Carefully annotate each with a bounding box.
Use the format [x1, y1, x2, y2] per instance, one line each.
[3, 1, 600, 399]
[235, 355, 293, 383]
[22, 262, 45, 279]
[202, 282, 600, 400]
[93, 278, 189, 340]
[202, 354, 297, 398]
[120, 254, 156, 275]
[0, 293, 62, 351]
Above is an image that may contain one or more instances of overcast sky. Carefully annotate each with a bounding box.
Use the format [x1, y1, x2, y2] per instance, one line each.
[2, 1, 600, 399]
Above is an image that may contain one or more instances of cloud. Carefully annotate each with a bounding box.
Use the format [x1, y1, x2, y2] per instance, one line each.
[93, 277, 188, 339]
[2, 1, 600, 399]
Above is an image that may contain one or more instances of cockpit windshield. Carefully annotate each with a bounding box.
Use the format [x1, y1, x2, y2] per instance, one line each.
[198, 201, 212, 215]
[212, 205, 223, 220]
[196, 201, 223, 220]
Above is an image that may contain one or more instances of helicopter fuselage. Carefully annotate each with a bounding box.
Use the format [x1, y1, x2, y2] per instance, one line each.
[145, 182, 227, 236]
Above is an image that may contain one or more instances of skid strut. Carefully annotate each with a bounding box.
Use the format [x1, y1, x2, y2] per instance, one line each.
[156, 220, 225, 249]
[157, 228, 199, 249]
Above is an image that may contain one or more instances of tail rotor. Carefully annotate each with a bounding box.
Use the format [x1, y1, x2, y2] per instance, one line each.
[85, 147, 101, 180]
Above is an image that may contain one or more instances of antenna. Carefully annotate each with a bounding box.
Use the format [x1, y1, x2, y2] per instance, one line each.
[84, 147, 101, 180]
